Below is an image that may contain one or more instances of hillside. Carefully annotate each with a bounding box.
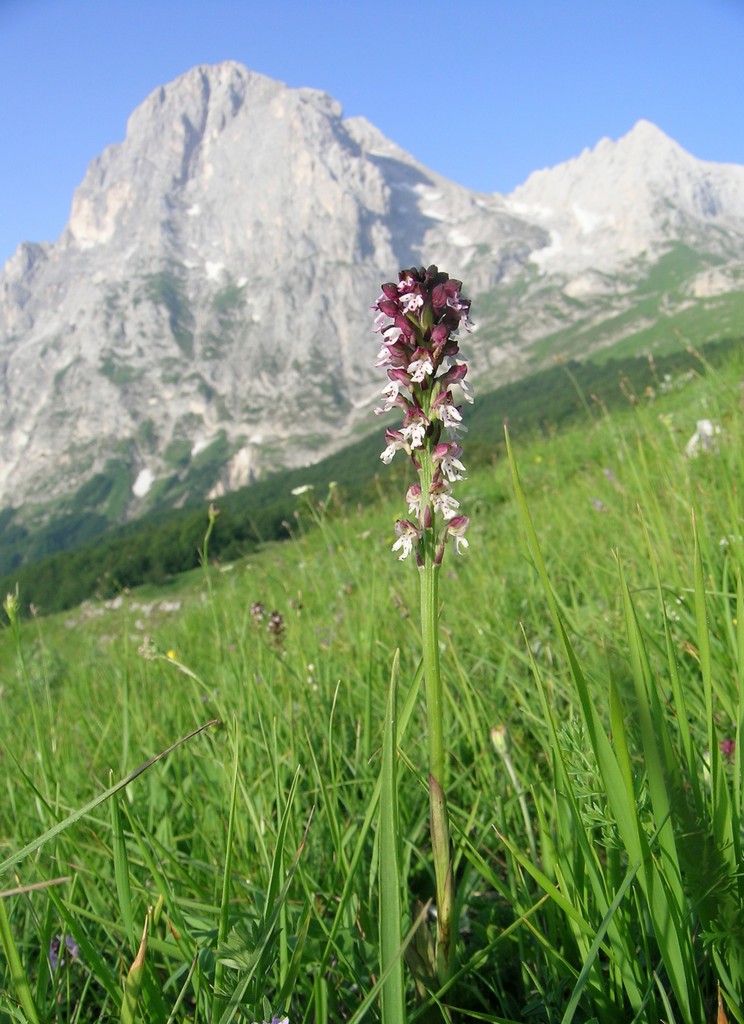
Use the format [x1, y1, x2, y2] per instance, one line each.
[1, 327, 742, 1021]
[1, 335, 740, 616]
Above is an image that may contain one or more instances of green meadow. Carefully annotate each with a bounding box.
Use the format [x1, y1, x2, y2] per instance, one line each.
[2, 341, 744, 1022]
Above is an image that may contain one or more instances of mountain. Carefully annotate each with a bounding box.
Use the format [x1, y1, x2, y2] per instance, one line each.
[507, 118, 744, 274]
[1, 61, 744, 534]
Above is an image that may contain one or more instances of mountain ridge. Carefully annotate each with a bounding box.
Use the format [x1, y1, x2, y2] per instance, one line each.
[1, 60, 743, 527]
[506, 118, 744, 273]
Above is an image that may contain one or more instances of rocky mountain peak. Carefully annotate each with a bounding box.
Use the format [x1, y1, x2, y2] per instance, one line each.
[64, 62, 346, 254]
[507, 119, 744, 272]
[1, 61, 539, 513]
[1, 62, 744, 525]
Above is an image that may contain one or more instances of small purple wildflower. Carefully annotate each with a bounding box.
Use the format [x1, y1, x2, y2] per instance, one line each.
[49, 934, 79, 972]
[720, 738, 736, 758]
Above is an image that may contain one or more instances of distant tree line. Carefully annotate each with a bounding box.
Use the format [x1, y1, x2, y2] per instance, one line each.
[1, 336, 740, 618]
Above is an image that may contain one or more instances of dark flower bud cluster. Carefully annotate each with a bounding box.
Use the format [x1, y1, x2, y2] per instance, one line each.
[266, 610, 285, 639]
[373, 265, 473, 563]
[251, 601, 285, 643]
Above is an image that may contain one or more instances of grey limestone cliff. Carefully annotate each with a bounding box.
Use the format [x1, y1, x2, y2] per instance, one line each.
[2, 62, 743, 520]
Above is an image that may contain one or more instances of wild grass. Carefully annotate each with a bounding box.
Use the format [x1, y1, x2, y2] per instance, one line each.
[1, 343, 743, 1022]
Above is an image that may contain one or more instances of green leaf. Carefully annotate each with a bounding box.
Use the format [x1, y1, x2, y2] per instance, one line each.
[379, 650, 406, 1024]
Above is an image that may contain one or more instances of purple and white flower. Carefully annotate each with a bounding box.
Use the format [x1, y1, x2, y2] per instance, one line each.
[431, 488, 460, 521]
[433, 442, 467, 482]
[433, 393, 467, 436]
[375, 379, 408, 415]
[373, 265, 473, 563]
[401, 407, 429, 450]
[406, 482, 423, 519]
[380, 428, 409, 464]
[392, 519, 421, 560]
[446, 515, 470, 554]
[408, 354, 435, 383]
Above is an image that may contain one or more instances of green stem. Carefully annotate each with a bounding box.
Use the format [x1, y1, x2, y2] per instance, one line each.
[418, 467, 455, 985]
[420, 560, 444, 787]
[0, 896, 40, 1024]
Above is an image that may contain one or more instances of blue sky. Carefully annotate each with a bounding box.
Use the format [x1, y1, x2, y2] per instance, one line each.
[1, 0, 743, 266]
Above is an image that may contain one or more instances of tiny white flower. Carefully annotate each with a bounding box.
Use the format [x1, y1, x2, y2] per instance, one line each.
[685, 419, 721, 458]
[432, 490, 460, 521]
[383, 326, 405, 345]
[400, 291, 423, 313]
[406, 483, 422, 517]
[402, 416, 427, 449]
[380, 431, 408, 463]
[439, 452, 467, 481]
[439, 402, 467, 436]
[392, 520, 420, 560]
[408, 356, 434, 383]
[447, 516, 470, 554]
[375, 379, 404, 415]
[456, 378, 475, 404]
[392, 534, 414, 560]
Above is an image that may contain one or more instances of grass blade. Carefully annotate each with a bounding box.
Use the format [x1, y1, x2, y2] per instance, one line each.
[110, 782, 136, 952]
[0, 896, 40, 1024]
[379, 650, 406, 1024]
[0, 719, 220, 876]
[213, 727, 241, 1022]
